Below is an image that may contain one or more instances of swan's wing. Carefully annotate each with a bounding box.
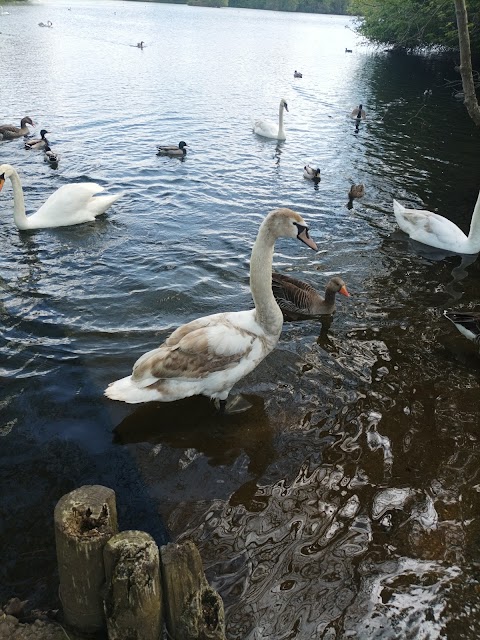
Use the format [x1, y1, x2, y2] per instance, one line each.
[444, 311, 480, 340]
[34, 183, 105, 219]
[132, 314, 258, 387]
[395, 206, 468, 245]
[253, 118, 277, 138]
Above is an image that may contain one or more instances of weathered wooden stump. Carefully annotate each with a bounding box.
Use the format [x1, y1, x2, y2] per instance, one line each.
[103, 530, 163, 640]
[54, 485, 118, 634]
[160, 540, 226, 640]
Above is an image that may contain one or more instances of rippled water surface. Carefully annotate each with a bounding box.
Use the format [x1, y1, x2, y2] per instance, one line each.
[1, 1, 480, 638]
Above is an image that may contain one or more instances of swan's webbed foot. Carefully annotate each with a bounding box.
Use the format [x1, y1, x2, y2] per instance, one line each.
[214, 395, 253, 415]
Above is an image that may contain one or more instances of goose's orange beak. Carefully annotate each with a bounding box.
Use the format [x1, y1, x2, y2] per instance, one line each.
[340, 285, 350, 297]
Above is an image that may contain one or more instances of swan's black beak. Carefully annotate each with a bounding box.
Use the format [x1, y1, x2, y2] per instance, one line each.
[295, 224, 317, 250]
[0, 174, 4, 192]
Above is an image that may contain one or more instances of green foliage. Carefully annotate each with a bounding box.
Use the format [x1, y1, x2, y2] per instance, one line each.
[350, 0, 480, 53]
[229, 0, 349, 12]
[187, 0, 228, 5]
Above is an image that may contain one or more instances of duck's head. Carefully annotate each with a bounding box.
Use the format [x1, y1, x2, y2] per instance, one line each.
[40, 129, 49, 138]
[178, 141, 188, 149]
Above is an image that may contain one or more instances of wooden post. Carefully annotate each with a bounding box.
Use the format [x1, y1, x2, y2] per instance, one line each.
[54, 485, 118, 634]
[103, 530, 163, 640]
[160, 540, 226, 640]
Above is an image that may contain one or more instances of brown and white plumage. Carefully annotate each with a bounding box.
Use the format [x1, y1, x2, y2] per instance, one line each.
[105, 208, 318, 407]
[25, 129, 50, 150]
[157, 141, 188, 157]
[272, 273, 350, 320]
[0, 116, 34, 140]
[349, 184, 365, 200]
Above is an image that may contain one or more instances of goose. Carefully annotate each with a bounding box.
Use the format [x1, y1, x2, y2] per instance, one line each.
[156, 141, 188, 157]
[393, 191, 480, 254]
[0, 116, 34, 140]
[444, 310, 480, 344]
[350, 104, 366, 120]
[43, 144, 60, 164]
[304, 165, 321, 181]
[272, 273, 350, 320]
[349, 184, 365, 200]
[253, 98, 289, 141]
[0, 164, 122, 230]
[294, 70, 303, 78]
[104, 208, 318, 411]
[24, 129, 50, 150]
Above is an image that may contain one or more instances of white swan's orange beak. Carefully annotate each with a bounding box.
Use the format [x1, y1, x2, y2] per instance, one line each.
[0, 175, 5, 192]
[297, 227, 317, 251]
[340, 285, 350, 297]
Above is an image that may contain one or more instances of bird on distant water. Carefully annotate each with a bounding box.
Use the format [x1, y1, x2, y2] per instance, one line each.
[349, 184, 365, 200]
[0, 163, 122, 230]
[294, 70, 303, 78]
[25, 129, 50, 150]
[43, 144, 60, 165]
[0, 116, 35, 140]
[444, 311, 480, 345]
[104, 208, 318, 412]
[304, 165, 320, 181]
[345, 47, 353, 53]
[272, 273, 350, 320]
[351, 104, 366, 120]
[157, 141, 188, 157]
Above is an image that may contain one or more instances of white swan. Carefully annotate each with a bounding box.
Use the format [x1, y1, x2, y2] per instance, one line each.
[0, 164, 122, 230]
[253, 98, 289, 140]
[105, 207, 318, 410]
[393, 191, 480, 254]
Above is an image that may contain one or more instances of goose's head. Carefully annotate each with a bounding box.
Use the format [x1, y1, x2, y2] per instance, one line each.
[328, 277, 350, 297]
[21, 117, 34, 127]
[264, 208, 317, 250]
[0, 164, 14, 191]
[281, 99, 289, 112]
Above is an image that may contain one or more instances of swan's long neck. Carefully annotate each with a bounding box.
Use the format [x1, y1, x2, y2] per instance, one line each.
[250, 222, 284, 336]
[8, 169, 29, 230]
[467, 190, 480, 250]
[278, 103, 285, 138]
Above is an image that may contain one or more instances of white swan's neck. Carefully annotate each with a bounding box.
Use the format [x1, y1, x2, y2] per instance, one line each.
[278, 102, 285, 139]
[250, 220, 283, 335]
[8, 168, 30, 230]
[467, 190, 480, 251]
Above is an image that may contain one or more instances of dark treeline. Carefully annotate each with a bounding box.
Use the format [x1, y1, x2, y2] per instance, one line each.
[144, 0, 351, 14]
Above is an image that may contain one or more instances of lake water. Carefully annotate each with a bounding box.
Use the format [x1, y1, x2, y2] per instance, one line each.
[1, 1, 480, 638]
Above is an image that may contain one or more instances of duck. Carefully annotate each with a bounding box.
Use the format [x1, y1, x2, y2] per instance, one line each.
[272, 273, 350, 320]
[137, 41, 144, 49]
[345, 47, 353, 53]
[304, 165, 321, 181]
[444, 310, 480, 344]
[156, 141, 188, 157]
[0, 164, 122, 230]
[24, 129, 50, 150]
[0, 116, 34, 140]
[43, 144, 60, 164]
[104, 208, 318, 411]
[253, 98, 289, 141]
[349, 184, 365, 200]
[350, 104, 366, 120]
[393, 191, 480, 254]
[294, 70, 303, 78]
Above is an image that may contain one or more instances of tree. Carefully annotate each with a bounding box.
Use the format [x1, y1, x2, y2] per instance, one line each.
[454, 0, 480, 125]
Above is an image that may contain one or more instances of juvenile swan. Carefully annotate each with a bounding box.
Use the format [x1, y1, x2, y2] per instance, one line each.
[0, 164, 122, 230]
[105, 208, 317, 410]
[253, 98, 289, 140]
[393, 191, 480, 254]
